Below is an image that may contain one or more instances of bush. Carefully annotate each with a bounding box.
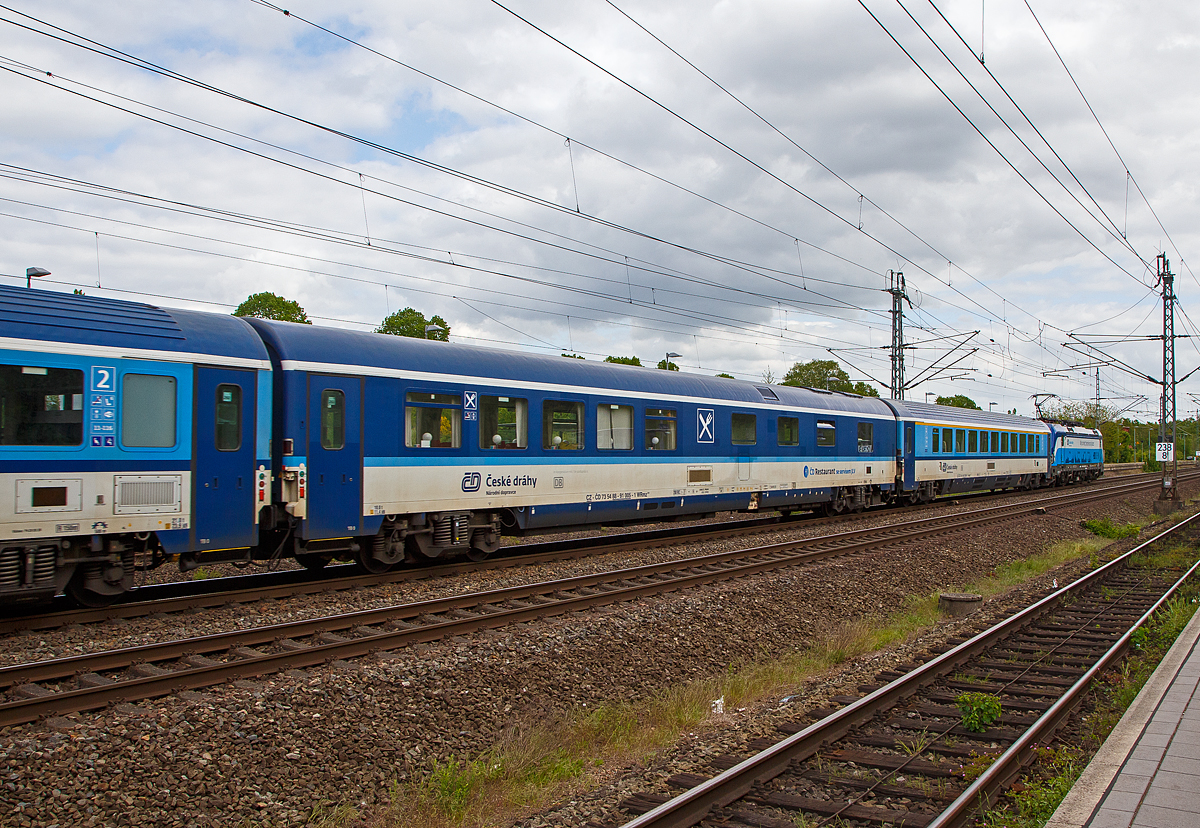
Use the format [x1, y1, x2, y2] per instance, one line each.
[1081, 517, 1139, 539]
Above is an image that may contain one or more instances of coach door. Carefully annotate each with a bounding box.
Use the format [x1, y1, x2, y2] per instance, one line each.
[903, 422, 916, 489]
[193, 366, 258, 551]
[306, 375, 363, 539]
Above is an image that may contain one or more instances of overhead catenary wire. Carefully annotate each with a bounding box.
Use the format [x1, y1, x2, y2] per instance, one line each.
[0, 6, 1081, 372]
[0, 42, 1018, 357]
[860, 0, 1152, 287]
[0, 51, 898, 326]
[921, 0, 1149, 264]
[600, 0, 1056, 338]
[487, 0, 1069, 337]
[1023, 0, 1194, 287]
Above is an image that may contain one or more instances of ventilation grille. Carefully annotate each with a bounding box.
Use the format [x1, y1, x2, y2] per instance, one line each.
[114, 475, 182, 514]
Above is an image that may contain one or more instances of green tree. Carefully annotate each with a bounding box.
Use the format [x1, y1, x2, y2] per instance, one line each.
[234, 291, 311, 324]
[1042, 399, 1118, 427]
[716, 373, 735, 379]
[604, 355, 642, 366]
[936, 394, 982, 410]
[656, 358, 679, 371]
[376, 307, 450, 340]
[781, 358, 879, 396]
[561, 353, 585, 359]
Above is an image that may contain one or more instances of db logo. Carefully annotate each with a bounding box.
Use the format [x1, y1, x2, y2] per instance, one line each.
[461, 472, 481, 492]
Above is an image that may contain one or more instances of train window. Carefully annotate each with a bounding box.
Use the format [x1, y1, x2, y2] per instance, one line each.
[597, 404, 634, 450]
[645, 408, 677, 450]
[1036, 435, 1042, 453]
[858, 422, 873, 453]
[1019, 433, 1028, 453]
[1001, 432, 1009, 453]
[777, 416, 799, 447]
[732, 413, 756, 445]
[991, 431, 1000, 453]
[0, 365, 84, 446]
[931, 427, 939, 453]
[122, 374, 176, 448]
[968, 430, 978, 453]
[544, 400, 584, 449]
[404, 392, 461, 449]
[319, 389, 345, 450]
[480, 396, 527, 449]
[215, 384, 241, 452]
[816, 420, 836, 447]
[955, 429, 965, 453]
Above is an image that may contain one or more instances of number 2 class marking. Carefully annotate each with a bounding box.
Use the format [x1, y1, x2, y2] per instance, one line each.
[92, 366, 115, 391]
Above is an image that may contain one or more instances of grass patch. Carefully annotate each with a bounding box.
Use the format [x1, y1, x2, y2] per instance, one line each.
[1081, 516, 1141, 539]
[968, 538, 1109, 598]
[370, 536, 1115, 827]
[189, 565, 223, 580]
[305, 802, 362, 827]
[1128, 541, 1200, 572]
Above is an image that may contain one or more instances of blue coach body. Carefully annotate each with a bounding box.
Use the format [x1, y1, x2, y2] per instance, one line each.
[245, 319, 899, 566]
[886, 400, 1053, 497]
[0, 286, 271, 604]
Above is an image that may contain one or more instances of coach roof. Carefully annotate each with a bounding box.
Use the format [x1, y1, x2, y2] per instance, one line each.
[247, 318, 895, 416]
[0, 285, 268, 361]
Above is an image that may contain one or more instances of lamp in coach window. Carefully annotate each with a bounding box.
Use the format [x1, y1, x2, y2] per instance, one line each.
[26, 266, 50, 288]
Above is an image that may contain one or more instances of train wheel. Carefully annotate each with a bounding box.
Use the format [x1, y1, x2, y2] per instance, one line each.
[467, 528, 500, 562]
[357, 528, 405, 574]
[356, 545, 394, 574]
[296, 552, 332, 571]
[65, 565, 123, 608]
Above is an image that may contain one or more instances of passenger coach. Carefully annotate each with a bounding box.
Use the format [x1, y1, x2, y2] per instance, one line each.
[246, 320, 901, 572]
[886, 400, 1053, 497]
[0, 286, 272, 605]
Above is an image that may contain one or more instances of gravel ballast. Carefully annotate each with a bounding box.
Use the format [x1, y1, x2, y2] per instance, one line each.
[1, 482, 1190, 827]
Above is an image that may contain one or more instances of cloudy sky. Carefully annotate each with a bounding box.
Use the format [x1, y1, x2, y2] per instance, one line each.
[2, 0, 1198, 417]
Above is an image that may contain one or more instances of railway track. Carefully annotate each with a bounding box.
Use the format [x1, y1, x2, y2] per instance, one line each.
[2, 472, 1180, 635]
[612, 513, 1200, 828]
[0, 476, 1179, 728]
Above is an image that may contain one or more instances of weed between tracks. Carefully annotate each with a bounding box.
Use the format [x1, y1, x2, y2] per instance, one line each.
[305, 538, 1121, 828]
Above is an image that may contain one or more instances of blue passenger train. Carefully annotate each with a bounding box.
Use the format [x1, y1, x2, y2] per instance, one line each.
[0, 286, 1102, 605]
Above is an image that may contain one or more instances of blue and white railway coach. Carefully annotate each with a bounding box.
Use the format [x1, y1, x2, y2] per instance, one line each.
[0, 287, 272, 605]
[245, 320, 900, 572]
[1046, 421, 1104, 483]
[888, 400, 1053, 497]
